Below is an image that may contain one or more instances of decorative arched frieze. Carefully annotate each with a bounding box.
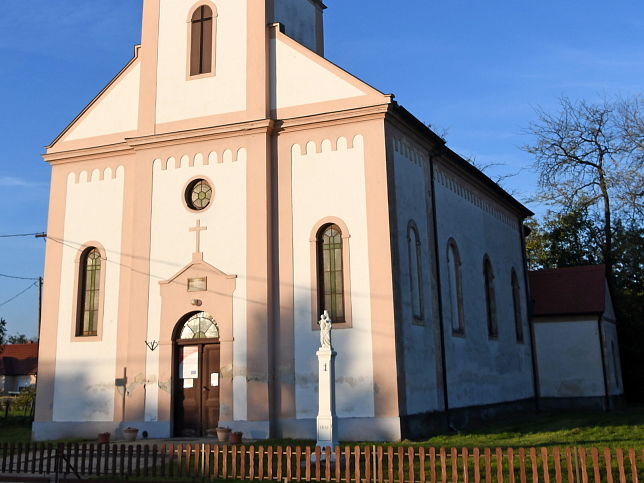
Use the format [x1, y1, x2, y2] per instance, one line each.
[155, 147, 246, 171]
[291, 134, 364, 159]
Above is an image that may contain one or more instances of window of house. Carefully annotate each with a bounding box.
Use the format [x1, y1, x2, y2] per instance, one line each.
[511, 269, 524, 342]
[317, 224, 345, 322]
[447, 239, 465, 335]
[190, 5, 214, 76]
[407, 222, 424, 322]
[77, 248, 101, 337]
[483, 256, 498, 339]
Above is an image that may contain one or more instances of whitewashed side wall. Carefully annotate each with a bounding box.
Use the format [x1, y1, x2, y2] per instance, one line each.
[433, 163, 534, 408]
[602, 320, 623, 396]
[53, 167, 124, 422]
[146, 149, 248, 421]
[389, 135, 442, 415]
[155, 0, 247, 124]
[533, 319, 605, 398]
[273, 0, 319, 52]
[291, 135, 375, 420]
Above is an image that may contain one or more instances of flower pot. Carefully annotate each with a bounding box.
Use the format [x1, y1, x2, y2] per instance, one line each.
[229, 431, 242, 444]
[216, 427, 231, 442]
[97, 432, 111, 444]
[123, 428, 139, 442]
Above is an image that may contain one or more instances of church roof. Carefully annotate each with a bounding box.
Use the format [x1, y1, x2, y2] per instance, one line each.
[529, 265, 607, 317]
[0, 343, 38, 376]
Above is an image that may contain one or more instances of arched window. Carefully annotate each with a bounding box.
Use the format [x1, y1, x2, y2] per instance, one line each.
[447, 239, 464, 335]
[511, 269, 524, 342]
[179, 312, 219, 340]
[77, 247, 102, 337]
[317, 224, 345, 322]
[483, 256, 498, 339]
[190, 5, 214, 76]
[407, 222, 424, 321]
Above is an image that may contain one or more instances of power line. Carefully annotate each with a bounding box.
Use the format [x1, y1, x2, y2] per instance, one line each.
[0, 232, 46, 239]
[0, 282, 38, 308]
[0, 273, 40, 281]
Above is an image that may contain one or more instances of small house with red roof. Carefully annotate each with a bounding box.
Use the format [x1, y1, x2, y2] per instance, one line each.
[0, 343, 38, 395]
[529, 265, 623, 410]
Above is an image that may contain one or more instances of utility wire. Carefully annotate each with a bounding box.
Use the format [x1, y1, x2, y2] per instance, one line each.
[0, 282, 38, 308]
[0, 232, 46, 238]
[0, 273, 40, 281]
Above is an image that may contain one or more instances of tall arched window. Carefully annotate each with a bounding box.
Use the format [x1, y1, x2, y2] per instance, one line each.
[407, 222, 424, 322]
[447, 239, 464, 335]
[317, 224, 345, 322]
[511, 269, 524, 342]
[77, 247, 102, 337]
[483, 256, 498, 339]
[190, 5, 214, 76]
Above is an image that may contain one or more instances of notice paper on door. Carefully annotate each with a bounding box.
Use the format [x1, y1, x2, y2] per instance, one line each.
[183, 379, 194, 389]
[180, 346, 199, 379]
[211, 373, 219, 387]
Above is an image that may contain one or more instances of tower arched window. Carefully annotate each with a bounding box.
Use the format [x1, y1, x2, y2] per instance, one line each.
[77, 247, 102, 337]
[190, 5, 215, 76]
[407, 221, 424, 322]
[483, 255, 498, 339]
[447, 239, 464, 335]
[511, 269, 524, 343]
[317, 224, 345, 322]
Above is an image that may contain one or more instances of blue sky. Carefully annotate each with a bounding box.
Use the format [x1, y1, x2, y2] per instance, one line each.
[1, 0, 642, 338]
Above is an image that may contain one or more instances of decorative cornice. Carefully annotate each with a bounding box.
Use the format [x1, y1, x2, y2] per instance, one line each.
[277, 102, 391, 133]
[43, 119, 275, 164]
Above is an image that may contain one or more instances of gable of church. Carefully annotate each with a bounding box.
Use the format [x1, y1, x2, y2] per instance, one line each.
[47, 0, 387, 153]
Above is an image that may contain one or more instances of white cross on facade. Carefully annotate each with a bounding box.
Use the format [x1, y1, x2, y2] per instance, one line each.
[189, 219, 207, 254]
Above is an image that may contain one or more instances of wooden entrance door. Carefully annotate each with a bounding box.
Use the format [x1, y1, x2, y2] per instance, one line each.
[174, 341, 221, 437]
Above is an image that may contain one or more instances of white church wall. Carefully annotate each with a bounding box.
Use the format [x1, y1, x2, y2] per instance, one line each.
[146, 148, 248, 422]
[389, 135, 443, 415]
[53, 167, 125, 422]
[155, 0, 247, 124]
[533, 319, 605, 398]
[434, 164, 534, 409]
[273, 0, 319, 52]
[291, 135, 376, 421]
[64, 62, 140, 142]
[270, 35, 366, 111]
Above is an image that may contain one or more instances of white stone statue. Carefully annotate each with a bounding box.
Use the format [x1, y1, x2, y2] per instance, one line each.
[318, 310, 333, 350]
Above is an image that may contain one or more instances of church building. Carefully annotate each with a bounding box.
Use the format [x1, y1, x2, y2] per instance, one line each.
[34, 0, 536, 441]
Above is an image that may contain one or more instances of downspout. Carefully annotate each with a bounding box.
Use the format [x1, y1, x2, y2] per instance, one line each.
[597, 316, 610, 411]
[520, 223, 540, 410]
[429, 155, 450, 427]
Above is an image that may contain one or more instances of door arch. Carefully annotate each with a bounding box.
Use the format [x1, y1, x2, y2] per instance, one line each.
[173, 311, 221, 437]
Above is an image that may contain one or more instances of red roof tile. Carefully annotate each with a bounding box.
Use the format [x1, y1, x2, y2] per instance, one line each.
[529, 265, 607, 317]
[0, 343, 38, 376]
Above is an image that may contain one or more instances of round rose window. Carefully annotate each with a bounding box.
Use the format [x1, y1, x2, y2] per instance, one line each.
[186, 179, 213, 211]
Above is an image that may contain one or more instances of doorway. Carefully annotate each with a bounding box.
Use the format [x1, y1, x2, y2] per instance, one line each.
[173, 312, 221, 437]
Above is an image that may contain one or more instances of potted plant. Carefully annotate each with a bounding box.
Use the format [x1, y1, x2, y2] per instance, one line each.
[215, 426, 231, 442]
[229, 431, 243, 444]
[123, 427, 139, 442]
[97, 432, 111, 444]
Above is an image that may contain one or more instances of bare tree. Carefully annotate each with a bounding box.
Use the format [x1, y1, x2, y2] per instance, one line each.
[524, 96, 644, 282]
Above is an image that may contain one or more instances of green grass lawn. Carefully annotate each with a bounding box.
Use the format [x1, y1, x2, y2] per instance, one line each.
[2, 407, 643, 448]
[413, 407, 644, 449]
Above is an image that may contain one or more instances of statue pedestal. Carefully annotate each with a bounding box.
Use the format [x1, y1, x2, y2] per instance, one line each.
[316, 347, 338, 454]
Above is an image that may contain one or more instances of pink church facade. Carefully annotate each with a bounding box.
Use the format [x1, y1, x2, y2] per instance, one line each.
[34, 0, 535, 441]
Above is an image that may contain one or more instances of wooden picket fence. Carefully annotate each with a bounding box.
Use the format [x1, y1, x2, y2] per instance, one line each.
[0, 443, 642, 482]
